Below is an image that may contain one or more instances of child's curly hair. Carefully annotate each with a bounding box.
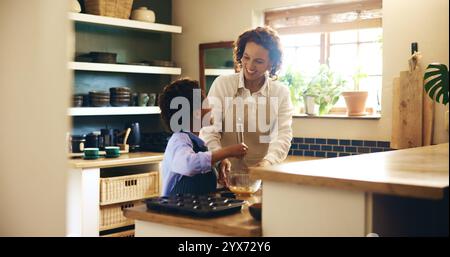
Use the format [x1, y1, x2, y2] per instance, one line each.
[158, 78, 205, 131]
[233, 26, 283, 79]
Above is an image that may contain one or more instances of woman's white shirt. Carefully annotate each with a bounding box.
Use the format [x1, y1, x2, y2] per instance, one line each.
[199, 70, 293, 164]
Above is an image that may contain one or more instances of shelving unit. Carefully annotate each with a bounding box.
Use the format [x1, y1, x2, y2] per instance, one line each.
[69, 13, 182, 34]
[68, 106, 160, 116]
[68, 6, 180, 236]
[204, 68, 235, 76]
[69, 62, 181, 75]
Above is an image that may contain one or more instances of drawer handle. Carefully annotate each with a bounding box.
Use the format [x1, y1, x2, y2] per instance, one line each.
[125, 179, 137, 186]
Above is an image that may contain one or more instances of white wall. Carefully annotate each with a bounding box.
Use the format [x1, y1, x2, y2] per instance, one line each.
[0, 0, 70, 236]
[172, 0, 449, 143]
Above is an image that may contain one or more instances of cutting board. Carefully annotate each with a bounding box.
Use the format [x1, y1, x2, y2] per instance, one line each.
[391, 68, 423, 149]
[422, 82, 435, 146]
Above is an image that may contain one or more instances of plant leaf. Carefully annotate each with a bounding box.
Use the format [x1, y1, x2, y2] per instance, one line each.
[423, 63, 449, 105]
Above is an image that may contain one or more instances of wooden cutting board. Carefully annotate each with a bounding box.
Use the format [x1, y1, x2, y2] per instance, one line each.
[391, 68, 423, 149]
[422, 80, 435, 146]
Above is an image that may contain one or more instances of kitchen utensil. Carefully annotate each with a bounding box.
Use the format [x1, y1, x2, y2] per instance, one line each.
[148, 93, 157, 106]
[100, 128, 115, 150]
[130, 7, 156, 23]
[145, 194, 245, 218]
[110, 87, 131, 94]
[226, 172, 261, 196]
[138, 93, 149, 106]
[70, 0, 82, 13]
[71, 135, 86, 153]
[89, 52, 117, 63]
[391, 45, 424, 149]
[83, 148, 99, 159]
[118, 128, 131, 151]
[105, 146, 120, 158]
[127, 122, 141, 152]
[85, 132, 100, 148]
[249, 203, 262, 221]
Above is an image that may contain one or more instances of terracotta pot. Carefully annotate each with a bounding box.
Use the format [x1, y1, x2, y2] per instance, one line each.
[342, 91, 368, 116]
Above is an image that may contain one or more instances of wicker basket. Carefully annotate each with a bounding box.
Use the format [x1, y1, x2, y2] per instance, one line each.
[100, 200, 144, 231]
[85, 0, 134, 19]
[100, 171, 159, 205]
[101, 230, 135, 237]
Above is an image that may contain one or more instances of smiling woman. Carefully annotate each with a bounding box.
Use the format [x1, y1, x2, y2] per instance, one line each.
[200, 26, 294, 187]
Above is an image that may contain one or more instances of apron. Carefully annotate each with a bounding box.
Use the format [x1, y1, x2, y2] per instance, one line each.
[221, 79, 272, 172]
[170, 132, 217, 196]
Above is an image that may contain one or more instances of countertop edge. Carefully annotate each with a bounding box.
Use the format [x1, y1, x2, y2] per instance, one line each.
[69, 152, 164, 169]
[252, 169, 447, 200]
[251, 144, 449, 200]
[124, 206, 262, 237]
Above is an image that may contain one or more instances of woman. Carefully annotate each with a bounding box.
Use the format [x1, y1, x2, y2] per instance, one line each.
[200, 26, 293, 185]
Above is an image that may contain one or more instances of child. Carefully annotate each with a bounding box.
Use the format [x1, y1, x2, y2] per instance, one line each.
[158, 78, 248, 196]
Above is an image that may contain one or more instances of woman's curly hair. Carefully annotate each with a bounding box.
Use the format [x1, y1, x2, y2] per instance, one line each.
[158, 78, 205, 131]
[233, 26, 283, 79]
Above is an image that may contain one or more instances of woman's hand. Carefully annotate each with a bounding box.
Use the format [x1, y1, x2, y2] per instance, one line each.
[254, 159, 271, 167]
[218, 158, 232, 187]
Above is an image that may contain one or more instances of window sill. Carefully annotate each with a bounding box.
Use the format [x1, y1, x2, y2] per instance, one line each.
[293, 113, 381, 120]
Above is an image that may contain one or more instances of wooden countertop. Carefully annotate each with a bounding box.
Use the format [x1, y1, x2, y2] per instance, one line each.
[124, 194, 262, 237]
[251, 143, 449, 200]
[68, 152, 164, 169]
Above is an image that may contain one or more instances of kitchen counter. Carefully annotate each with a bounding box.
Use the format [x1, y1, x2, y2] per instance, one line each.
[124, 155, 318, 237]
[68, 151, 164, 169]
[124, 194, 262, 237]
[250, 143, 449, 236]
[251, 143, 449, 199]
[67, 151, 164, 237]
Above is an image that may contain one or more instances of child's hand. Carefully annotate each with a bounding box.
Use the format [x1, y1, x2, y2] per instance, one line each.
[218, 158, 231, 187]
[226, 143, 248, 158]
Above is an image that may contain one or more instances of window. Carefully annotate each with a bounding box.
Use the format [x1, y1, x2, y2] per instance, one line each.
[266, 0, 383, 112]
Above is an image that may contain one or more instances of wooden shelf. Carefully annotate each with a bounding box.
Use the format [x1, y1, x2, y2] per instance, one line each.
[69, 62, 181, 75]
[69, 13, 182, 34]
[204, 68, 235, 76]
[68, 106, 160, 116]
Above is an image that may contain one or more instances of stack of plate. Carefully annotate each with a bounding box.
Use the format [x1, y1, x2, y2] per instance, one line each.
[73, 94, 83, 107]
[110, 87, 131, 107]
[89, 91, 110, 107]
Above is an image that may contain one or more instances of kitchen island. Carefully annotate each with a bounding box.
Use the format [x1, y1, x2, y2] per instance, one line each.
[251, 143, 449, 236]
[123, 156, 320, 236]
[67, 152, 164, 237]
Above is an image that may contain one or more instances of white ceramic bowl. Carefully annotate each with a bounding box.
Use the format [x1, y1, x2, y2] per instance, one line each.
[131, 7, 155, 23]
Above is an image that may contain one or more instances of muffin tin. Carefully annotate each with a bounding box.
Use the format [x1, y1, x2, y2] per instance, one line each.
[145, 193, 245, 218]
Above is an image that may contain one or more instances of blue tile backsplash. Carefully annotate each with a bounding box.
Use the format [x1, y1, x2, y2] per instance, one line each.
[144, 134, 394, 159]
[289, 137, 392, 158]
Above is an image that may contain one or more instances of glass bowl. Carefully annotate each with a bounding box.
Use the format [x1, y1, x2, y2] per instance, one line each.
[227, 172, 261, 196]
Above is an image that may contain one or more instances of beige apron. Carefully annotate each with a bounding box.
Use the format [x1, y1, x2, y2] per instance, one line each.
[220, 83, 271, 172]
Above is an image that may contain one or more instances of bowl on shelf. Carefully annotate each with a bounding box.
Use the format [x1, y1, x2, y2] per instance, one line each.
[89, 52, 117, 64]
[110, 87, 131, 94]
[130, 7, 156, 23]
[248, 203, 262, 221]
[226, 171, 261, 196]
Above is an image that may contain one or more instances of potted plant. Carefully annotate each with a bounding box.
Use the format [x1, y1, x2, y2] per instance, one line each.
[341, 67, 369, 116]
[423, 63, 449, 130]
[279, 66, 307, 113]
[306, 65, 346, 115]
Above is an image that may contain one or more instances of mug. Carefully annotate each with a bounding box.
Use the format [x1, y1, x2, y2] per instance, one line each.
[148, 93, 157, 106]
[71, 135, 86, 153]
[138, 93, 149, 106]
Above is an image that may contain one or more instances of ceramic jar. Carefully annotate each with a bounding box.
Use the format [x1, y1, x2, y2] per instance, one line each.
[131, 7, 156, 23]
